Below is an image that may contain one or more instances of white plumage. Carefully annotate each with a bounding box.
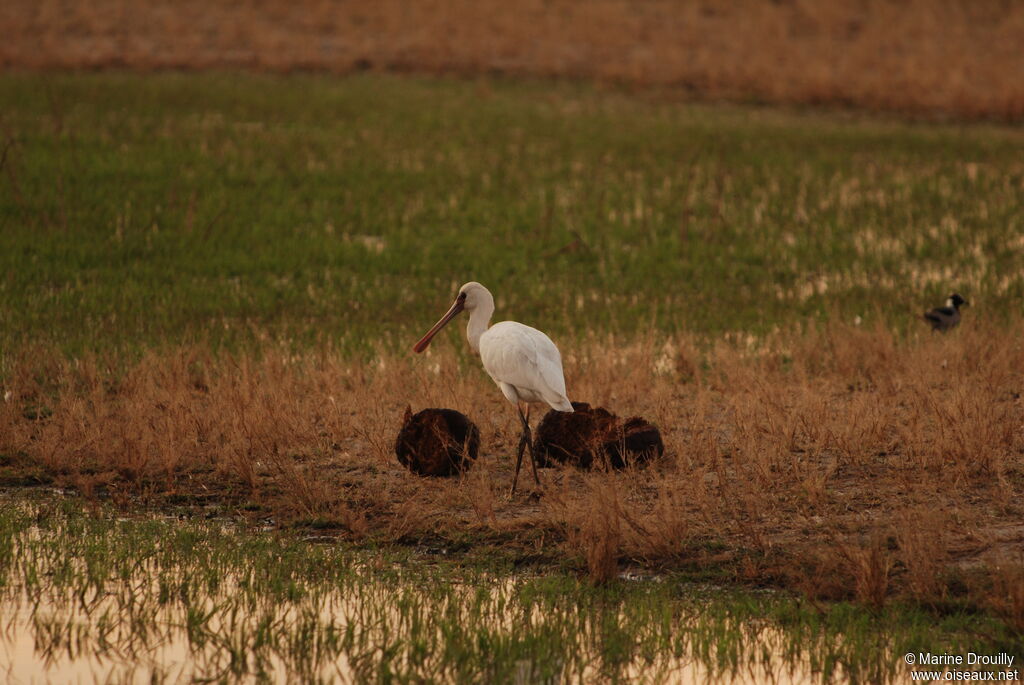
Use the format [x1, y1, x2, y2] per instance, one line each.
[480, 321, 573, 411]
[413, 282, 573, 493]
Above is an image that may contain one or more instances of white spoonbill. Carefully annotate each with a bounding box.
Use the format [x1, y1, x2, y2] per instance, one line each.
[413, 282, 573, 494]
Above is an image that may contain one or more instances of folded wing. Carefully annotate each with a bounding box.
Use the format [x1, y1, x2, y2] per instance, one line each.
[479, 321, 573, 411]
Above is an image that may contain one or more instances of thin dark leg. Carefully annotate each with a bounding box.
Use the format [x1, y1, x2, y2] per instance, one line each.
[524, 405, 541, 486]
[510, 404, 529, 496]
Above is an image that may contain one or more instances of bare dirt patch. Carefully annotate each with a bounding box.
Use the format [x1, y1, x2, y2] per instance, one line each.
[533, 401, 664, 469]
[395, 406, 480, 477]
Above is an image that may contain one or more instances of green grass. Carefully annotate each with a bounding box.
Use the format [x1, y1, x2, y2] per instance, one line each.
[1, 495, 1016, 683]
[1, 72, 1023, 356]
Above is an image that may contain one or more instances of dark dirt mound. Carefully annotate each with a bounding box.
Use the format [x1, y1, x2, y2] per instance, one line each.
[533, 401, 664, 470]
[394, 407, 480, 477]
[532, 402, 616, 469]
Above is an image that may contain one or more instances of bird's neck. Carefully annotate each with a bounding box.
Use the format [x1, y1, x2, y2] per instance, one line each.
[466, 304, 493, 354]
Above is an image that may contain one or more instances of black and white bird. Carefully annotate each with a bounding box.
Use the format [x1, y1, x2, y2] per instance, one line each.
[923, 293, 968, 332]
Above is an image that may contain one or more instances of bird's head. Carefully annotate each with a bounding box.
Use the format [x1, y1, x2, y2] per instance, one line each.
[947, 293, 968, 308]
[413, 282, 493, 353]
[457, 281, 493, 313]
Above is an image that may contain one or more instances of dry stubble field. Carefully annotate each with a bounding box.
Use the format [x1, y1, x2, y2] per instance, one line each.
[3, 0, 1024, 120]
[2, 322, 1023, 628]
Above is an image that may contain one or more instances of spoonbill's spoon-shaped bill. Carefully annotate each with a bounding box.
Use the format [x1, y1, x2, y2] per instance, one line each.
[413, 292, 465, 353]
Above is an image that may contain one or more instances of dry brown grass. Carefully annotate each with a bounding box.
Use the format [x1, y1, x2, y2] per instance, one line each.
[986, 558, 1024, 637]
[2, 319, 1023, 605]
[3, 1, 1024, 120]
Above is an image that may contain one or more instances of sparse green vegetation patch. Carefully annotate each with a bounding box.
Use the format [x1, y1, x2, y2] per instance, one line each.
[1, 72, 1023, 356]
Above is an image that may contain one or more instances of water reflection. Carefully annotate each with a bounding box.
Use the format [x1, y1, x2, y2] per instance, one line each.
[2, 590, 825, 684]
[0, 501, 906, 684]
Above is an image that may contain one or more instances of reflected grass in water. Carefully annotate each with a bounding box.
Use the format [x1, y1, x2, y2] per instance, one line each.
[0, 496, 1011, 683]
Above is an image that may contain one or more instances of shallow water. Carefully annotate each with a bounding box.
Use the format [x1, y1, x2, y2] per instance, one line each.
[0, 580, 825, 684]
[0, 498, 1001, 684]
[0, 593, 823, 683]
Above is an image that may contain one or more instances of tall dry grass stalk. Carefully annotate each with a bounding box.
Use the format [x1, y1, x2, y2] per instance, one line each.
[557, 479, 624, 585]
[986, 559, 1024, 638]
[1, 319, 1023, 602]
[896, 507, 950, 603]
[3, 0, 1024, 120]
[840, 535, 894, 611]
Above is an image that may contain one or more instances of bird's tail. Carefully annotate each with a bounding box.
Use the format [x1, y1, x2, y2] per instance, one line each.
[551, 397, 574, 413]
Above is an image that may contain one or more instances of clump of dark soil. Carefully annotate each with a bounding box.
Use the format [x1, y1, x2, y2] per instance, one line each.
[395, 407, 480, 477]
[533, 402, 664, 470]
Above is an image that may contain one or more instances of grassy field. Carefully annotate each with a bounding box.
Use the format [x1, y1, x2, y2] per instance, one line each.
[2, 73, 1024, 356]
[1, 72, 1023, 677]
